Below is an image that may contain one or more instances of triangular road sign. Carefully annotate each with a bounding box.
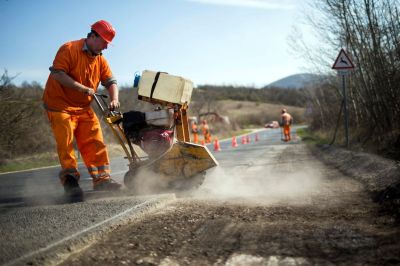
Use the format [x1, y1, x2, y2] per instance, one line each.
[332, 49, 355, 70]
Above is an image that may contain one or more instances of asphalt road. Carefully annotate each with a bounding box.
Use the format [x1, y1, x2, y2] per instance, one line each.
[0, 152, 129, 205]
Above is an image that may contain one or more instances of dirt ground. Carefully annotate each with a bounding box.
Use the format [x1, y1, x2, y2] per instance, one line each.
[61, 144, 400, 265]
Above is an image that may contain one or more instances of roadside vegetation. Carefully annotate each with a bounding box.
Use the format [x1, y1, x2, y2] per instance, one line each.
[291, 0, 400, 160]
[296, 128, 330, 146]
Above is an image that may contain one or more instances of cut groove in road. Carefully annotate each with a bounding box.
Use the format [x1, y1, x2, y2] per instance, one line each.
[5, 194, 176, 266]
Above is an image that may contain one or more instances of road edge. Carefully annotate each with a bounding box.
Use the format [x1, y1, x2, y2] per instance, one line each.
[5, 194, 176, 266]
[309, 144, 400, 219]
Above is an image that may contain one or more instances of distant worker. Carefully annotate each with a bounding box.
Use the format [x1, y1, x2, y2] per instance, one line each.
[280, 108, 293, 142]
[191, 121, 199, 144]
[42, 20, 122, 198]
[201, 120, 212, 144]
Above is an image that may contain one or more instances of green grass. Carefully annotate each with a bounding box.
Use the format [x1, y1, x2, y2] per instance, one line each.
[0, 153, 59, 173]
[0, 146, 128, 173]
[297, 128, 329, 145]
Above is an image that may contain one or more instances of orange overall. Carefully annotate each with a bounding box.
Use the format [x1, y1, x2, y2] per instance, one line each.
[191, 122, 199, 144]
[281, 112, 293, 141]
[202, 121, 212, 144]
[43, 39, 114, 186]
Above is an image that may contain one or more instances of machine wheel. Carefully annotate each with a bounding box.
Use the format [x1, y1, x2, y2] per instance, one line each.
[124, 169, 138, 190]
[168, 171, 206, 192]
[124, 167, 171, 195]
[124, 168, 206, 195]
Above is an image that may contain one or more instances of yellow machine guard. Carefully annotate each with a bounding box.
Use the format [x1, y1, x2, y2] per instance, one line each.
[153, 141, 218, 179]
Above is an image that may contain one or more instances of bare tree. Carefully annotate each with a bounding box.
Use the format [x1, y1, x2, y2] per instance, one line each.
[295, 0, 400, 155]
[0, 70, 54, 164]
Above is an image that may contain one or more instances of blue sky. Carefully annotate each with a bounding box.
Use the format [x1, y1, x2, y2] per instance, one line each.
[0, 0, 312, 88]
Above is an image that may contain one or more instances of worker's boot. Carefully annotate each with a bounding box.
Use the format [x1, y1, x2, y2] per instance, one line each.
[63, 175, 83, 200]
[93, 178, 122, 191]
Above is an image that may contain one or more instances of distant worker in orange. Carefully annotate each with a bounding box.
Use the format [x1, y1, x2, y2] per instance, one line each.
[280, 108, 293, 142]
[201, 120, 212, 144]
[42, 20, 122, 198]
[191, 121, 199, 144]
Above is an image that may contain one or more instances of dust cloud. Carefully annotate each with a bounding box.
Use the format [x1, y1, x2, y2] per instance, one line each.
[191, 162, 323, 205]
[21, 176, 64, 205]
[129, 168, 173, 195]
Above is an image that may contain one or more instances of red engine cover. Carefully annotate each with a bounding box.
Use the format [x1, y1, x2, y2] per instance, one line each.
[140, 129, 174, 157]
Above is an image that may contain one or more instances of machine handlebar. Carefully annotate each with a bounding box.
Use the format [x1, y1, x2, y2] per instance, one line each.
[93, 93, 121, 117]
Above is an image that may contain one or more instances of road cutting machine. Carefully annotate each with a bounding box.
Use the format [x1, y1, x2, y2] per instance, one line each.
[94, 70, 218, 194]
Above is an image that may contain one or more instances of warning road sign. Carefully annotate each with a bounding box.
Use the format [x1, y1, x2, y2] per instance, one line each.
[332, 49, 355, 70]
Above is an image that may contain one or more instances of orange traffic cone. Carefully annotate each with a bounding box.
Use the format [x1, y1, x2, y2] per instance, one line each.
[213, 138, 221, 151]
[232, 136, 238, 147]
[241, 136, 246, 144]
[255, 133, 259, 142]
[200, 139, 205, 146]
[246, 135, 251, 143]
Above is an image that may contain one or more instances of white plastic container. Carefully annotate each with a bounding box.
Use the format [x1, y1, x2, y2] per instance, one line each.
[145, 109, 174, 127]
[138, 70, 193, 105]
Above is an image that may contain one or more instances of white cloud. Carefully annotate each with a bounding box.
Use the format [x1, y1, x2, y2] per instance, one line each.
[186, 0, 296, 10]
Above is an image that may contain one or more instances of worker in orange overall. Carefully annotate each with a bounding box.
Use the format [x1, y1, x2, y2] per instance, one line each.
[201, 120, 212, 143]
[280, 108, 293, 142]
[42, 20, 122, 198]
[191, 121, 199, 144]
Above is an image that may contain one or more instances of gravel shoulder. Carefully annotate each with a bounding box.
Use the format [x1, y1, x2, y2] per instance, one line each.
[310, 144, 400, 219]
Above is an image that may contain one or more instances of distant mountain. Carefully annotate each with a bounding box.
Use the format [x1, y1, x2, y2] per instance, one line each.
[264, 73, 324, 89]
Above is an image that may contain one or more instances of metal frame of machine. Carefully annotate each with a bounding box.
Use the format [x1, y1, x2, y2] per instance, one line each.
[93, 80, 218, 193]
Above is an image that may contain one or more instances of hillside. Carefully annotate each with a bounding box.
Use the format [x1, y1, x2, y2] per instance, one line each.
[216, 100, 304, 123]
[264, 73, 324, 89]
[194, 85, 308, 107]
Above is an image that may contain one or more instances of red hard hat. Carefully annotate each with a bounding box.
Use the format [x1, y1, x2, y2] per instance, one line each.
[91, 20, 116, 43]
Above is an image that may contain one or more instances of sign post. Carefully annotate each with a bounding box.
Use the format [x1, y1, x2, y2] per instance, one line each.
[332, 49, 355, 147]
